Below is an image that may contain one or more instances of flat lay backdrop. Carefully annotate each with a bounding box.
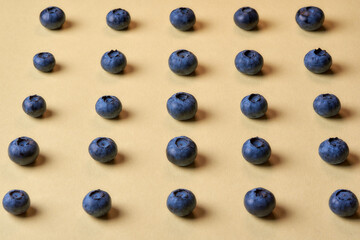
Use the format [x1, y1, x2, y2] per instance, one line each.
[0, 0, 360, 239]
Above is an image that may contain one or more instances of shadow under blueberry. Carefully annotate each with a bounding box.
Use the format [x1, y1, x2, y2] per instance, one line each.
[317, 20, 336, 32]
[98, 207, 120, 220]
[183, 64, 206, 77]
[23, 154, 46, 167]
[59, 20, 73, 30]
[256, 153, 281, 167]
[41, 109, 53, 118]
[183, 109, 207, 122]
[252, 20, 268, 31]
[17, 206, 38, 218]
[254, 108, 277, 120]
[331, 107, 352, 120]
[251, 64, 273, 77]
[260, 205, 287, 220]
[189, 20, 205, 31]
[102, 153, 126, 165]
[184, 205, 207, 219]
[51, 64, 62, 73]
[336, 153, 359, 167]
[322, 63, 343, 75]
[186, 154, 207, 168]
[105, 110, 130, 121]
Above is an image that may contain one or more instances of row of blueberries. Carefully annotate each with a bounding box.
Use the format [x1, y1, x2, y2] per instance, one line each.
[2, 188, 358, 218]
[33, 48, 333, 75]
[22, 92, 342, 121]
[39, 6, 326, 32]
[7, 134, 350, 167]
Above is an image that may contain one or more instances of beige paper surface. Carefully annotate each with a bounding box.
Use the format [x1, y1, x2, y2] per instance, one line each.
[1, 0, 360, 239]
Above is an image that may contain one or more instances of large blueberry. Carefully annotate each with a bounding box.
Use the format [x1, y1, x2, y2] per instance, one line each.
[95, 95, 122, 119]
[82, 189, 112, 217]
[241, 94, 268, 119]
[313, 93, 340, 117]
[296, 6, 324, 31]
[166, 136, 197, 167]
[101, 50, 127, 74]
[242, 137, 271, 165]
[329, 189, 358, 217]
[39, 6, 66, 30]
[319, 138, 349, 165]
[8, 137, 39, 166]
[89, 137, 117, 163]
[33, 52, 56, 72]
[235, 50, 263, 75]
[22, 95, 47, 118]
[304, 48, 332, 74]
[2, 190, 30, 215]
[244, 187, 276, 217]
[168, 49, 198, 76]
[170, 7, 196, 31]
[167, 92, 197, 121]
[233, 7, 259, 30]
[167, 189, 196, 217]
[106, 8, 131, 30]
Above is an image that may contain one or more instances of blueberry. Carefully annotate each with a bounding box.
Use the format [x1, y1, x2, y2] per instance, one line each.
[170, 7, 196, 31]
[101, 50, 127, 74]
[242, 137, 271, 165]
[39, 6, 66, 30]
[233, 7, 259, 30]
[95, 95, 122, 119]
[106, 8, 131, 30]
[240, 94, 268, 119]
[2, 190, 30, 215]
[22, 95, 47, 118]
[168, 49, 198, 76]
[235, 50, 263, 75]
[33, 52, 56, 72]
[89, 137, 117, 163]
[166, 136, 197, 167]
[329, 189, 359, 217]
[8, 137, 39, 166]
[244, 187, 276, 217]
[319, 138, 349, 165]
[304, 48, 332, 74]
[82, 189, 112, 217]
[167, 189, 196, 217]
[313, 93, 341, 118]
[167, 92, 197, 121]
[295, 6, 324, 31]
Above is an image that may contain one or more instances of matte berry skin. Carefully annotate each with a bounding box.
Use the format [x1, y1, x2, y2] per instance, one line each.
[82, 190, 112, 217]
[313, 94, 340, 117]
[167, 92, 197, 121]
[101, 50, 127, 74]
[319, 138, 349, 165]
[22, 95, 47, 118]
[106, 8, 131, 30]
[170, 7, 196, 31]
[33, 52, 56, 72]
[304, 48, 332, 74]
[241, 94, 268, 119]
[235, 50, 263, 75]
[233, 7, 259, 30]
[296, 6, 324, 31]
[242, 137, 271, 165]
[168, 49, 198, 76]
[166, 136, 197, 167]
[329, 189, 359, 217]
[39, 6, 66, 30]
[244, 187, 276, 217]
[89, 137, 118, 163]
[95, 95, 122, 119]
[167, 189, 196, 217]
[2, 190, 30, 215]
[8, 137, 39, 166]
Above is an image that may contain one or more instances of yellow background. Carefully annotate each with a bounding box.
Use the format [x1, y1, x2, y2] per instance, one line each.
[0, 0, 360, 239]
